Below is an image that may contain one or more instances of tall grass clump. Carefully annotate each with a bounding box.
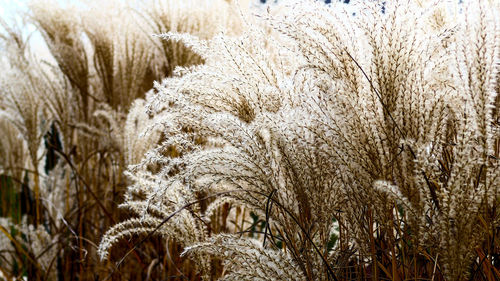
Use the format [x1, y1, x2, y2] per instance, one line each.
[97, 0, 500, 280]
[1, 0, 499, 280]
[0, 0, 242, 279]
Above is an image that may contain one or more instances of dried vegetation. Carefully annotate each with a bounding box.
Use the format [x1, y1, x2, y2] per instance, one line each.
[0, 0, 499, 281]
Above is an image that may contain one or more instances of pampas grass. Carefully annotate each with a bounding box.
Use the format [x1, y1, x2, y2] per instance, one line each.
[0, 0, 242, 279]
[1, 0, 499, 280]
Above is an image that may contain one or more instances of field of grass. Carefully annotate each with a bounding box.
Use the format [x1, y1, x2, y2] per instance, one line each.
[0, 0, 499, 280]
